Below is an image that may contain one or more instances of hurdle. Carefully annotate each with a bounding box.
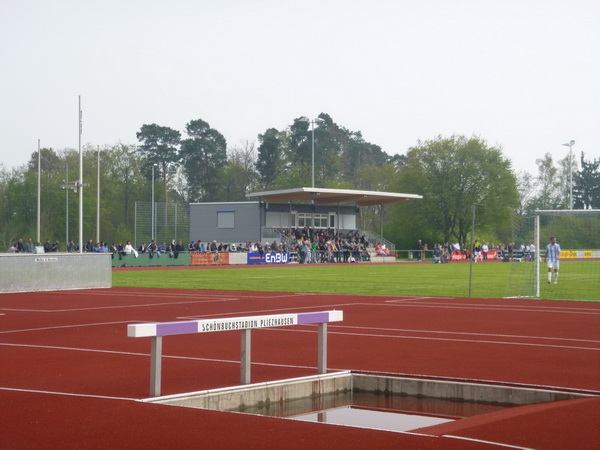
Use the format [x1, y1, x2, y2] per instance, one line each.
[128, 310, 343, 397]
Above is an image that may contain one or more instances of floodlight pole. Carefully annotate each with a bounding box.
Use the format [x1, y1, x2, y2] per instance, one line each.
[37, 139, 41, 244]
[151, 164, 157, 240]
[300, 116, 323, 188]
[65, 163, 69, 245]
[562, 140, 575, 209]
[78, 95, 83, 253]
[468, 204, 476, 298]
[311, 120, 315, 188]
[96, 145, 100, 244]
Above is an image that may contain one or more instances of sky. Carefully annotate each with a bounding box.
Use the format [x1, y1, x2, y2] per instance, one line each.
[1, 0, 599, 176]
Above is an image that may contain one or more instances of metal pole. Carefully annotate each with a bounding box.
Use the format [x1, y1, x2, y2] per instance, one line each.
[534, 214, 540, 297]
[150, 336, 162, 397]
[318, 322, 327, 374]
[563, 140, 575, 209]
[96, 145, 100, 244]
[311, 120, 315, 188]
[241, 329, 251, 384]
[134, 201, 137, 248]
[78, 95, 83, 253]
[468, 204, 476, 298]
[66, 163, 69, 246]
[37, 139, 41, 244]
[569, 146, 573, 209]
[151, 165, 155, 241]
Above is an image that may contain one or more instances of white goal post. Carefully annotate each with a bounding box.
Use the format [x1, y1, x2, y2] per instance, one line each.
[534, 209, 600, 297]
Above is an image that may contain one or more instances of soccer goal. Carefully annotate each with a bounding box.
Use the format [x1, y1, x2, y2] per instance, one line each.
[533, 210, 600, 299]
[503, 210, 600, 300]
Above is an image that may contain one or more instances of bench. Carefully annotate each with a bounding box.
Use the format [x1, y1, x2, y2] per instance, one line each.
[128, 310, 344, 397]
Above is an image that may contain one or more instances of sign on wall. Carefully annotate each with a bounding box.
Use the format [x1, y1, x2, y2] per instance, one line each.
[191, 252, 230, 265]
[247, 252, 290, 264]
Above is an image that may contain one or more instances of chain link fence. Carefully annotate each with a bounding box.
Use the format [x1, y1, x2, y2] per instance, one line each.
[134, 201, 190, 248]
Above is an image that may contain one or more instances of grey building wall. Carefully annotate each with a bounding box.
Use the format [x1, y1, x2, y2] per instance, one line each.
[190, 201, 359, 245]
[189, 202, 261, 244]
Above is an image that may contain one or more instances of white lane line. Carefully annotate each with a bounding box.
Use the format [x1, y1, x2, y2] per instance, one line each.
[261, 328, 600, 351]
[0, 386, 135, 401]
[0, 320, 135, 335]
[0, 297, 240, 313]
[386, 299, 600, 313]
[329, 325, 600, 344]
[0, 342, 317, 370]
[383, 302, 600, 315]
[442, 434, 534, 449]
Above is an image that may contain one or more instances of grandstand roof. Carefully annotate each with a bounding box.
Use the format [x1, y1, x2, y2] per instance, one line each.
[247, 187, 422, 206]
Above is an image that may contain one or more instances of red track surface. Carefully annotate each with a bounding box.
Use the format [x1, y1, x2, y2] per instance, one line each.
[1, 287, 599, 449]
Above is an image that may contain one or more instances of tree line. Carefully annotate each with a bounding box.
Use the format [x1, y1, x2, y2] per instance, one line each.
[0, 113, 598, 251]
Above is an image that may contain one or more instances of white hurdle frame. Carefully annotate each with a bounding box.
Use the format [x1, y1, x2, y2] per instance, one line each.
[128, 310, 343, 397]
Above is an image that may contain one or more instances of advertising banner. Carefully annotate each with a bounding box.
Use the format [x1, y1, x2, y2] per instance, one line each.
[247, 252, 290, 264]
[190, 252, 230, 266]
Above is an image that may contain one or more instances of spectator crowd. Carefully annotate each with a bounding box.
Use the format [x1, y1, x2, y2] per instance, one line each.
[6, 228, 376, 264]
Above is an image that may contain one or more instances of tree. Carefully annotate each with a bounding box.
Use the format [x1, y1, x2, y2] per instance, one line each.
[256, 128, 285, 189]
[136, 124, 181, 206]
[219, 141, 257, 201]
[574, 152, 600, 209]
[516, 171, 536, 214]
[528, 153, 562, 210]
[390, 135, 519, 248]
[180, 119, 227, 202]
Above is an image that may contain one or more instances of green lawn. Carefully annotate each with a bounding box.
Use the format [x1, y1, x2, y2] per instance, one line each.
[112, 261, 600, 301]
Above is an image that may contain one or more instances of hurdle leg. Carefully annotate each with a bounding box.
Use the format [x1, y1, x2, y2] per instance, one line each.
[318, 322, 327, 374]
[241, 329, 251, 384]
[150, 336, 162, 397]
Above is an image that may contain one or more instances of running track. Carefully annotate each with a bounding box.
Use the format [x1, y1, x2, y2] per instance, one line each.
[1, 287, 599, 449]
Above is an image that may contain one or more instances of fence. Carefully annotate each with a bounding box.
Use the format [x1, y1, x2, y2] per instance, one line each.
[134, 201, 190, 248]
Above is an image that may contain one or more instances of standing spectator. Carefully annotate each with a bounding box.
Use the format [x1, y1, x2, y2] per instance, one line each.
[116, 242, 125, 259]
[67, 240, 77, 252]
[24, 238, 35, 253]
[147, 240, 157, 258]
[416, 240, 424, 261]
[528, 243, 536, 262]
[125, 240, 138, 258]
[43, 239, 53, 253]
[83, 239, 94, 252]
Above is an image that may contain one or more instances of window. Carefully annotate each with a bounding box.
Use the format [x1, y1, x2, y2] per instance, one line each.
[298, 213, 311, 227]
[298, 213, 328, 228]
[314, 213, 328, 228]
[217, 211, 234, 228]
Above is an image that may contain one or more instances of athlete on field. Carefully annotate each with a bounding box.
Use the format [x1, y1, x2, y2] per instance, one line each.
[545, 236, 561, 284]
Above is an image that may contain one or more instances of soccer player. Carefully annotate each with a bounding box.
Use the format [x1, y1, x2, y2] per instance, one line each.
[545, 236, 561, 284]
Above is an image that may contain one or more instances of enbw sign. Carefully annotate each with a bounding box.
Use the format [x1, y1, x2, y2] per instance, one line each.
[247, 252, 290, 264]
[265, 252, 289, 264]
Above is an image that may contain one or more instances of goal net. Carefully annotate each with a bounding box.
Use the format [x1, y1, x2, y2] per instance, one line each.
[505, 210, 600, 300]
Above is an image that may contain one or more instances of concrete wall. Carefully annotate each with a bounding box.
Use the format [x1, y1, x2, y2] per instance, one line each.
[150, 371, 590, 410]
[189, 202, 261, 244]
[0, 253, 112, 293]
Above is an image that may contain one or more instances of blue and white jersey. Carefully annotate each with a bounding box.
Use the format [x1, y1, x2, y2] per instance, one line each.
[546, 243, 561, 263]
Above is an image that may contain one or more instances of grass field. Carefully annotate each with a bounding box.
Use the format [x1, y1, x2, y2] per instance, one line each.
[113, 260, 600, 301]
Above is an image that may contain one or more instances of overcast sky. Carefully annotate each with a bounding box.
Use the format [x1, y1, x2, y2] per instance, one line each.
[1, 0, 598, 176]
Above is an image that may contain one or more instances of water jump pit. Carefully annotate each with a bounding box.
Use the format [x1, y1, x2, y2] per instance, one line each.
[144, 371, 592, 434]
